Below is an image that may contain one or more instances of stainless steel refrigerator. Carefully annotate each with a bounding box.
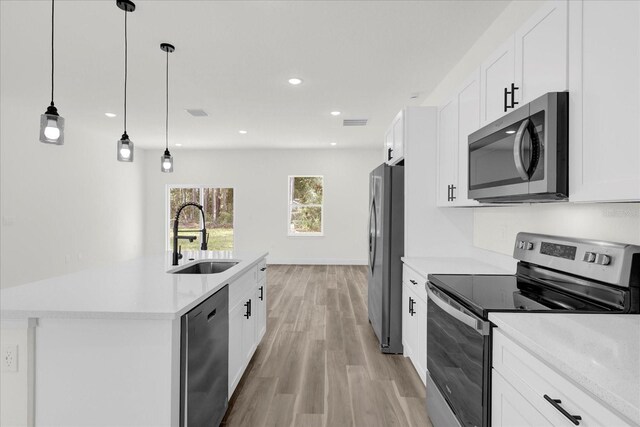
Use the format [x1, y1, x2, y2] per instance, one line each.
[368, 163, 404, 354]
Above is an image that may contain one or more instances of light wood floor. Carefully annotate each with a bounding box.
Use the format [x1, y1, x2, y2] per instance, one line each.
[221, 265, 432, 427]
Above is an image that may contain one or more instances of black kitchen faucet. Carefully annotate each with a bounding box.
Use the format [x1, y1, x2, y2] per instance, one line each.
[172, 202, 209, 266]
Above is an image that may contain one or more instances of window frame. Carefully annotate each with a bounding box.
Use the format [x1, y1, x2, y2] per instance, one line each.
[287, 175, 324, 237]
[165, 184, 236, 251]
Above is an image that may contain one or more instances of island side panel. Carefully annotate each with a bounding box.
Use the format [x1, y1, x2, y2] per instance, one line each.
[35, 317, 178, 427]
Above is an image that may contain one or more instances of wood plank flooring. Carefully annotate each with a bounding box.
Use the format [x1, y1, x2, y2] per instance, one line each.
[221, 265, 431, 427]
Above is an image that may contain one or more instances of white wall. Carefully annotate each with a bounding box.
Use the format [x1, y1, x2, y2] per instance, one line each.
[0, 102, 147, 289]
[422, 0, 640, 256]
[143, 148, 381, 264]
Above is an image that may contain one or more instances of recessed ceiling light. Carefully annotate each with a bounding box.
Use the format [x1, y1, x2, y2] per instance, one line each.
[105, 112, 117, 118]
[505, 130, 516, 134]
[239, 130, 248, 134]
[330, 111, 341, 116]
[330, 142, 337, 146]
[175, 143, 183, 147]
[288, 77, 303, 85]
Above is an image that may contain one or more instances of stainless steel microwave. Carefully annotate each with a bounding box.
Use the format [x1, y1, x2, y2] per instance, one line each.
[468, 92, 568, 203]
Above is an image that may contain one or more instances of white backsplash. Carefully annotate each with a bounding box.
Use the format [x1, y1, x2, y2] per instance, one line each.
[474, 203, 640, 255]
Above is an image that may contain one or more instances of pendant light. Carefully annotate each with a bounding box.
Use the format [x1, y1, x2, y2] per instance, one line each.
[39, 0, 64, 145]
[160, 43, 175, 173]
[116, 0, 135, 162]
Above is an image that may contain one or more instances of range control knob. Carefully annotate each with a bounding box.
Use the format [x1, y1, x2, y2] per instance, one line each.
[525, 242, 534, 250]
[596, 254, 611, 265]
[518, 241, 525, 249]
[583, 252, 596, 263]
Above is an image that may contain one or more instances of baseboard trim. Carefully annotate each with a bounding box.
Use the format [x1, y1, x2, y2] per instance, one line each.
[266, 258, 367, 266]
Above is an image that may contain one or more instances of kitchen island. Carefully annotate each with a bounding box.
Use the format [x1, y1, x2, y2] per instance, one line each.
[0, 251, 268, 426]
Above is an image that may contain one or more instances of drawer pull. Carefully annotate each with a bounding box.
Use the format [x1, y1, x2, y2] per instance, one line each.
[260, 267, 267, 272]
[409, 279, 418, 285]
[543, 395, 582, 425]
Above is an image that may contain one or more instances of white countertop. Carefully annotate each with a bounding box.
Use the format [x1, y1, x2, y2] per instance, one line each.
[402, 254, 516, 278]
[0, 251, 267, 320]
[490, 312, 640, 425]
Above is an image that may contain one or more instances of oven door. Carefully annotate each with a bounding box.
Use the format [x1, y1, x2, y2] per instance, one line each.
[426, 282, 491, 427]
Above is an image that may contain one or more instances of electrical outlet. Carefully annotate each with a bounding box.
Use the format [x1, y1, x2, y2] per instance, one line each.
[2, 345, 18, 372]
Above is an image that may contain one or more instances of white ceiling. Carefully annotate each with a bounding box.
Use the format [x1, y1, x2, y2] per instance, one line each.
[0, 0, 509, 150]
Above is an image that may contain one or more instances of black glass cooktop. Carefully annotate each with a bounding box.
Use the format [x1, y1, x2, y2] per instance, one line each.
[427, 274, 617, 319]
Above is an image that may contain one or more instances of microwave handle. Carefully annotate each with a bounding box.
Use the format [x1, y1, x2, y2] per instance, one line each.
[513, 118, 531, 181]
[426, 283, 490, 336]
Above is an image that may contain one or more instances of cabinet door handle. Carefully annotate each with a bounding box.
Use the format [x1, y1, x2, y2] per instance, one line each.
[244, 299, 252, 319]
[447, 185, 452, 202]
[504, 87, 509, 112]
[409, 279, 417, 285]
[408, 297, 412, 314]
[409, 297, 415, 316]
[510, 83, 519, 109]
[543, 395, 582, 425]
[259, 286, 264, 301]
[387, 147, 393, 161]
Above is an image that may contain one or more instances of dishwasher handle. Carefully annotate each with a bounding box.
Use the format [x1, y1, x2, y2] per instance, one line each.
[426, 282, 490, 336]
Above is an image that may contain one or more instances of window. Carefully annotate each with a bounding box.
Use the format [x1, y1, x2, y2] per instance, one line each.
[288, 176, 323, 236]
[167, 186, 234, 251]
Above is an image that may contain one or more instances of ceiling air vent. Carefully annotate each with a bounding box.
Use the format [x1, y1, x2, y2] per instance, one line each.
[186, 109, 208, 117]
[343, 118, 368, 127]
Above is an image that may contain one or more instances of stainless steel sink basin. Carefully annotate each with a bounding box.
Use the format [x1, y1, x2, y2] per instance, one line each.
[171, 261, 239, 274]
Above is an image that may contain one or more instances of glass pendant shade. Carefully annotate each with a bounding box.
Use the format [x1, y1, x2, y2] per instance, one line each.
[117, 133, 134, 162]
[161, 149, 173, 173]
[39, 105, 64, 145]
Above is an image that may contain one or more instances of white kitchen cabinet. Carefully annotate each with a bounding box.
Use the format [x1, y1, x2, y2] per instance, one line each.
[228, 259, 267, 398]
[568, 0, 640, 202]
[492, 329, 632, 427]
[481, 0, 568, 126]
[480, 37, 515, 125]
[514, 0, 568, 105]
[437, 70, 480, 207]
[437, 98, 458, 206]
[401, 265, 427, 385]
[492, 369, 552, 427]
[384, 110, 404, 164]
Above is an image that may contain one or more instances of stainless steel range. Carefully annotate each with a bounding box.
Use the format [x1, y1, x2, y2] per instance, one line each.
[426, 232, 640, 427]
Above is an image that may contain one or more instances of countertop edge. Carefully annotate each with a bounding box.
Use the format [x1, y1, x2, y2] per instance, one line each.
[0, 252, 269, 321]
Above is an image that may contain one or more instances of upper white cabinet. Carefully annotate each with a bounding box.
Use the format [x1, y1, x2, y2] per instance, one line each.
[384, 110, 405, 164]
[437, 70, 480, 207]
[568, 0, 640, 202]
[481, 0, 568, 126]
[480, 37, 516, 126]
[514, 0, 568, 105]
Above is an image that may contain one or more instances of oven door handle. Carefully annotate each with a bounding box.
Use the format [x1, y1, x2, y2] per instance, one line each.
[427, 283, 490, 336]
[513, 118, 531, 181]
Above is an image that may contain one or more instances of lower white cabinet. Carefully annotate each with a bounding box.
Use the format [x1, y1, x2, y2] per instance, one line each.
[402, 265, 427, 385]
[492, 329, 631, 427]
[228, 259, 267, 398]
[492, 369, 553, 427]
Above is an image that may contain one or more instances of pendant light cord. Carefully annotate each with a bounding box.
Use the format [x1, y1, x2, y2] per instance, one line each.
[165, 50, 169, 151]
[123, 10, 128, 133]
[50, 0, 55, 105]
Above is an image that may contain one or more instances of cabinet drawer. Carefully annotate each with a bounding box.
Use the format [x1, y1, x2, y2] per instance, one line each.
[403, 265, 427, 302]
[493, 329, 631, 427]
[257, 258, 267, 283]
[229, 267, 257, 309]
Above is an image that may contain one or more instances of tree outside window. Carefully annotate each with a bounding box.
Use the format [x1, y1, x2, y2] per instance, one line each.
[288, 176, 323, 236]
[168, 186, 234, 251]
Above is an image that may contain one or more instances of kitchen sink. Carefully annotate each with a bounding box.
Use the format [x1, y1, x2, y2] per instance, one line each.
[171, 261, 239, 274]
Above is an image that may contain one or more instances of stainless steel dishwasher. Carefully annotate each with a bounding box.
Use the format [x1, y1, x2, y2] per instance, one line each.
[180, 285, 229, 426]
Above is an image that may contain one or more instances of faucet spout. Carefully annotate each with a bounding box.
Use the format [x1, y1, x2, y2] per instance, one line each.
[172, 202, 208, 266]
